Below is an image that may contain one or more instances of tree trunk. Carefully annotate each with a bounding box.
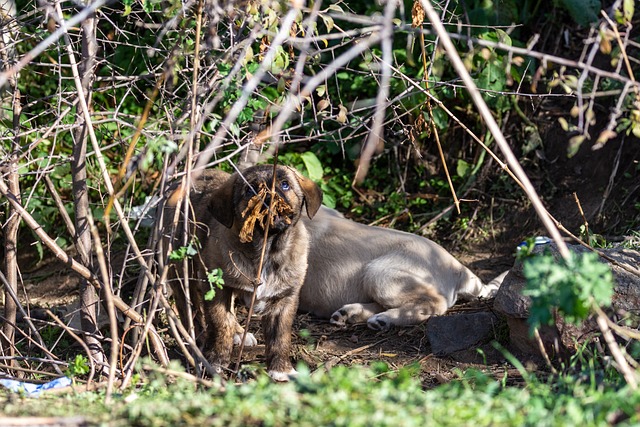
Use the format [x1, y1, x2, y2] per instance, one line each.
[72, 6, 104, 367]
[1, 0, 20, 369]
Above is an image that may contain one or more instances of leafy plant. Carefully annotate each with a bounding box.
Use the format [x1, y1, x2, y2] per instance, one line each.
[523, 251, 614, 331]
[168, 240, 199, 261]
[66, 354, 90, 378]
[204, 268, 225, 301]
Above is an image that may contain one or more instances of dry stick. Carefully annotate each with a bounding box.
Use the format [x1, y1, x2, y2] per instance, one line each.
[56, 0, 103, 370]
[419, 0, 570, 259]
[597, 135, 625, 219]
[0, 176, 167, 357]
[0, 271, 63, 375]
[45, 309, 96, 388]
[402, 61, 639, 270]
[0, 320, 55, 375]
[0, 363, 61, 378]
[193, 7, 300, 174]
[417, 5, 460, 215]
[573, 192, 590, 242]
[593, 303, 640, 342]
[430, 112, 460, 213]
[596, 310, 638, 389]
[382, 58, 525, 192]
[120, 278, 166, 386]
[87, 213, 119, 403]
[0, 0, 108, 88]
[552, 219, 640, 279]
[53, 6, 170, 366]
[320, 338, 389, 372]
[354, 0, 394, 184]
[104, 48, 176, 227]
[533, 328, 558, 375]
[2, 33, 21, 371]
[165, 315, 196, 368]
[158, 293, 221, 380]
[232, 159, 281, 377]
[422, 2, 638, 386]
[177, 0, 205, 343]
[43, 174, 76, 237]
[141, 363, 217, 389]
[123, 150, 171, 336]
[601, 10, 638, 93]
[51, 0, 155, 289]
[423, 28, 640, 91]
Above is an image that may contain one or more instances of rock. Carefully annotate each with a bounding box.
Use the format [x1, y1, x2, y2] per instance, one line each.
[493, 242, 640, 358]
[426, 311, 501, 356]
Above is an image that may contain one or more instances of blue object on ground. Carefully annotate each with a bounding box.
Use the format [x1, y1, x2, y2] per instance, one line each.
[517, 236, 552, 251]
[0, 376, 72, 397]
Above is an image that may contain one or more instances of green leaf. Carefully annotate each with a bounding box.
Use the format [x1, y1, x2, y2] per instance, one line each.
[268, 46, 290, 75]
[615, 0, 634, 24]
[300, 152, 324, 182]
[205, 268, 225, 301]
[559, 0, 601, 26]
[456, 159, 470, 178]
[523, 251, 613, 332]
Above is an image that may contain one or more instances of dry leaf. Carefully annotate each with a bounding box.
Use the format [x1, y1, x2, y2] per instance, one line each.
[336, 104, 348, 124]
[411, 1, 424, 28]
[317, 99, 330, 112]
[239, 182, 294, 243]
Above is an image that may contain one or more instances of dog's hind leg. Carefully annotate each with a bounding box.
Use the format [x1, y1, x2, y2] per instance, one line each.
[203, 287, 236, 374]
[361, 259, 449, 331]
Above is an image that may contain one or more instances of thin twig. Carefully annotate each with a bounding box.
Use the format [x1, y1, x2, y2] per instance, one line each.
[573, 192, 590, 242]
[87, 213, 120, 403]
[595, 311, 638, 389]
[233, 155, 281, 377]
[45, 309, 97, 389]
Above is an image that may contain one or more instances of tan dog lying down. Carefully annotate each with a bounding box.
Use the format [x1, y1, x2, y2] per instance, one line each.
[298, 206, 505, 330]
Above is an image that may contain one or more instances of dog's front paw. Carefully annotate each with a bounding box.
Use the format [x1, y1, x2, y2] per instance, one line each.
[367, 313, 392, 331]
[268, 368, 298, 382]
[233, 332, 258, 347]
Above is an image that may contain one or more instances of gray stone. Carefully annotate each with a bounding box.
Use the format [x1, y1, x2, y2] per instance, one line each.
[492, 242, 640, 358]
[493, 270, 530, 318]
[427, 312, 500, 356]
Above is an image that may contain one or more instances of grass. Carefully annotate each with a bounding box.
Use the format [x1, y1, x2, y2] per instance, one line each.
[2, 361, 639, 426]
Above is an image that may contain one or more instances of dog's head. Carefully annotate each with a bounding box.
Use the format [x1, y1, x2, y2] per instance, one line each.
[210, 165, 322, 240]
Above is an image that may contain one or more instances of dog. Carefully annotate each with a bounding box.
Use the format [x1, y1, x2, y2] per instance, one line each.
[162, 165, 322, 381]
[298, 206, 506, 330]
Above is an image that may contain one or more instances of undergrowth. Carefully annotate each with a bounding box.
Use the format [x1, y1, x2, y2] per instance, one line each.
[1, 361, 639, 426]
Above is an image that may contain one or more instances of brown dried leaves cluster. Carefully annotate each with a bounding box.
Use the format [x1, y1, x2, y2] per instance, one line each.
[239, 181, 294, 243]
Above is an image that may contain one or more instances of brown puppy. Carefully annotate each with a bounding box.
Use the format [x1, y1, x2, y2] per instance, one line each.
[299, 206, 506, 330]
[163, 165, 322, 381]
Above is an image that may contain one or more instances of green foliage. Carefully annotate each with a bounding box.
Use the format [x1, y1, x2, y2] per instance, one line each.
[280, 151, 354, 209]
[169, 240, 199, 261]
[204, 268, 225, 301]
[4, 362, 640, 426]
[523, 251, 614, 331]
[556, 0, 601, 26]
[65, 354, 90, 378]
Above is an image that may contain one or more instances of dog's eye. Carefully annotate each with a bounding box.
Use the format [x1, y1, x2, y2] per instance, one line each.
[280, 181, 290, 191]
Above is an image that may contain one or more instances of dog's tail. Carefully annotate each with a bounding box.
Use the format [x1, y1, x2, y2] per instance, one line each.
[476, 270, 509, 298]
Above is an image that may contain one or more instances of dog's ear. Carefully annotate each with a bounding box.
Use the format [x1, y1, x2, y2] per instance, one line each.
[296, 174, 323, 219]
[209, 174, 237, 228]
